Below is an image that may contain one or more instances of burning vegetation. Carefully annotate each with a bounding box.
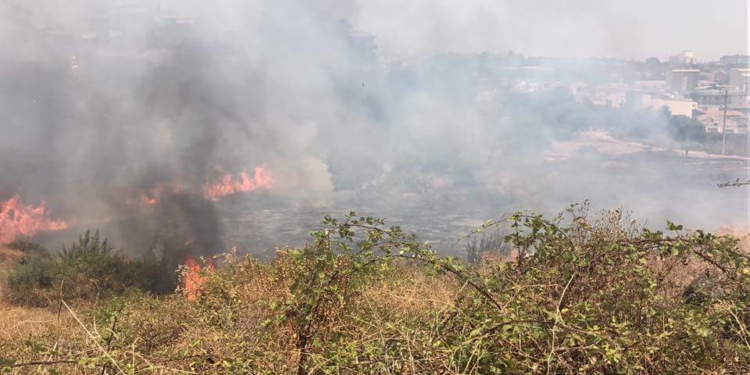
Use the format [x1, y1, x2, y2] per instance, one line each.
[0, 195, 68, 244]
[1, 209, 749, 373]
[0, 0, 748, 373]
[203, 166, 273, 201]
[127, 165, 274, 207]
[182, 255, 215, 301]
[1, 164, 272, 251]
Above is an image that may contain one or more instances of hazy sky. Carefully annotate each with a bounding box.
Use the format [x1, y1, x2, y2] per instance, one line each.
[349, 0, 749, 61]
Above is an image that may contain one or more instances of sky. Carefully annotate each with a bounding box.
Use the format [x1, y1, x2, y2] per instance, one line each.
[349, 0, 749, 61]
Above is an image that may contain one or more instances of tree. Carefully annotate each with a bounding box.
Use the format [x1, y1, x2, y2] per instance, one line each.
[645, 57, 664, 79]
[669, 114, 706, 142]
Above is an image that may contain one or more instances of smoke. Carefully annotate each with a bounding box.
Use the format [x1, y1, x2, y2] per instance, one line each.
[0, 0, 747, 258]
[349, 0, 749, 60]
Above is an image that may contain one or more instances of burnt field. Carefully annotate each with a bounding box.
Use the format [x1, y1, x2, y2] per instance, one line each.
[33, 148, 749, 261]
[35, 193, 493, 260]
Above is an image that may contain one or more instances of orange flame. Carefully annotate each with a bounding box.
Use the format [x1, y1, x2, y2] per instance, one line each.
[203, 166, 273, 201]
[183, 255, 214, 301]
[126, 183, 187, 207]
[0, 195, 68, 244]
[125, 166, 272, 206]
[125, 188, 162, 207]
[139, 189, 161, 206]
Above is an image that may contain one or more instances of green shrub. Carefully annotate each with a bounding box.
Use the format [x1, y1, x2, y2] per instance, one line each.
[7, 240, 49, 255]
[440, 206, 750, 373]
[3, 209, 749, 374]
[5, 230, 175, 306]
[465, 228, 509, 264]
[5, 246, 55, 306]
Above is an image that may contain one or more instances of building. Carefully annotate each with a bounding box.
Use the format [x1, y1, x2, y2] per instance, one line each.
[572, 83, 628, 108]
[581, 92, 627, 108]
[720, 55, 750, 67]
[627, 91, 697, 117]
[668, 50, 694, 66]
[696, 109, 749, 134]
[691, 88, 749, 108]
[632, 80, 666, 91]
[650, 98, 697, 117]
[666, 69, 700, 94]
[729, 68, 750, 92]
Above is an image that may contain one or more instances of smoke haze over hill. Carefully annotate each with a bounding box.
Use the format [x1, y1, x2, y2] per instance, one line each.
[0, 0, 747, 258]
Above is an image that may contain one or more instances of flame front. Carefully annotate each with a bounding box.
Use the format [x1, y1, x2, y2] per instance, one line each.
[0, 195, 68, 244]
[139, 187, 162, 206]
[0, 166, 272, 242]
[125, 165, 272, 207]
[183, 255, 214, 301]
[203, 166, 273, 201]
[127, 184, 181, 207]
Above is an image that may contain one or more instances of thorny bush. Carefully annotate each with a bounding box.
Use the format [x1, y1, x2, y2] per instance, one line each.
[4, 230, 174, 307]
[1, 205, 749, 374]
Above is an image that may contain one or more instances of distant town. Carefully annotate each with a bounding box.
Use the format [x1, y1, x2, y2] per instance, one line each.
[5, 1, 749, 143]
[492, 50, 749, 137]
[568, 51, 749, 136]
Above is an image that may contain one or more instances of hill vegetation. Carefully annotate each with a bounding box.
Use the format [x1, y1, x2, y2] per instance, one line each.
[1, 204, 749, 374]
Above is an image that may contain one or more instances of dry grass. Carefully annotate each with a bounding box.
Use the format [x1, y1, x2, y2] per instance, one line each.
[0, 305, 61, 342]
[0, 247, 23, 284]
[358, 266, 458, 314]
[0, 246, 23, 263]
[0, 223, 748, 374]
[0, 246, 20, 284]
[0, 247, 75, 375]
[0, 246, 72, 347]
[717, 226, 750, 252]
[636, 226, 750, 299]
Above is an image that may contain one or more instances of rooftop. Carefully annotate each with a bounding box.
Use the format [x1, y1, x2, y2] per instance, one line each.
[693, 89, 746, 95]
[698, 109, 745, 117]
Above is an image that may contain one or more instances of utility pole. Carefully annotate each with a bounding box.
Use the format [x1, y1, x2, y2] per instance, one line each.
[722, 90, 728, 155]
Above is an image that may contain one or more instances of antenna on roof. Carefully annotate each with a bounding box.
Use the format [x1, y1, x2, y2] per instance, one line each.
[721, 90, 728, 155]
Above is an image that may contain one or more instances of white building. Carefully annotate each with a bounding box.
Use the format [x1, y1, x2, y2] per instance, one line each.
[729, 68, 750, 93]
[720, 55, 750, 66]
[697, 109, 749, 134]
[666, 69, 700, 94]
[691, 89, 749, 109]
[668, 50, 695, 66]
[633, 80, 666, 91]
[627, 91, 697, 117]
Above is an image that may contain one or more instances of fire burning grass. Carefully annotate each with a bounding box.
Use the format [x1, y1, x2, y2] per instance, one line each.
[0, 195, 68, 244]
[128, 165, 274, 206]
[182, 255, 215, 302]
[1, 165, 273, 245]
[0, 209, 749, 373]
[203, 165, 273, 201]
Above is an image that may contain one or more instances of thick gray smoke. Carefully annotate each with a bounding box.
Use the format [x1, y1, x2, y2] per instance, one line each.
[0, 0, 747, 258]
[0, 0, 346, 258]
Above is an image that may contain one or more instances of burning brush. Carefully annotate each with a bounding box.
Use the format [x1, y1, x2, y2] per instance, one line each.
[0, 195, 68, 244]
[129, 165, 273, 207]
[181, 239, 216, 301]
[203, 165, 273, 201]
